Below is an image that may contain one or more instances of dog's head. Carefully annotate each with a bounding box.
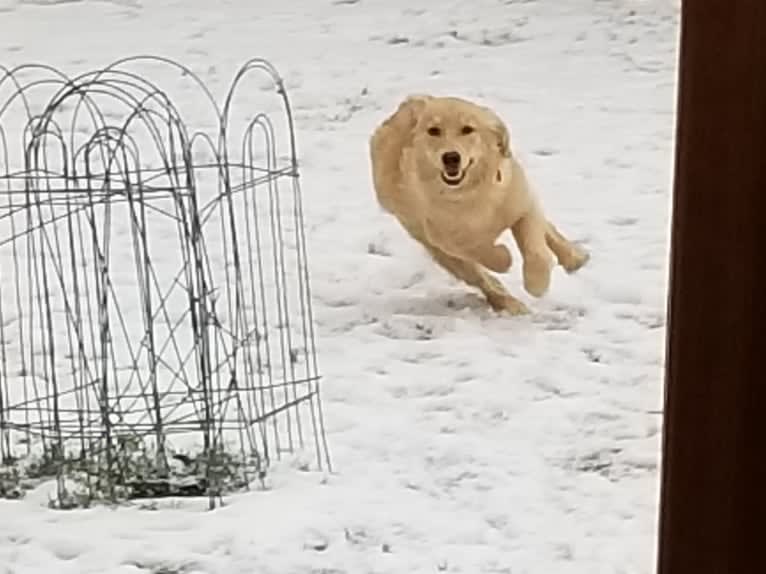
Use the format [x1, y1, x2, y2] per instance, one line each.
[406, 96, 511, 192]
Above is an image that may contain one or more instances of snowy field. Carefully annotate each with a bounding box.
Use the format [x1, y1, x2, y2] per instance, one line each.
[0, 0, 678, 573]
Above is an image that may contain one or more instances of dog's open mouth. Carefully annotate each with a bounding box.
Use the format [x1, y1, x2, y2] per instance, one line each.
[441, 159, 473, 187]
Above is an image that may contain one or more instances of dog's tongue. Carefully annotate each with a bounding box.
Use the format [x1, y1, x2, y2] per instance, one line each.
[445, 167, 460, 177]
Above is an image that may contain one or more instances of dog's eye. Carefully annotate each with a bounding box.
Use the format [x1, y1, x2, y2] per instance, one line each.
[427, 126, 442, 137]
[461, 125, 475, 135]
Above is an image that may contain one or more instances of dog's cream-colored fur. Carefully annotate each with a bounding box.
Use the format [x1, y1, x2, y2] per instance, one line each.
[369, 94, 589, 314]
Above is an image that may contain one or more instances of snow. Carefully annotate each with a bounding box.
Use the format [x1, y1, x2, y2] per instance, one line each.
[0, 0, 678, 573]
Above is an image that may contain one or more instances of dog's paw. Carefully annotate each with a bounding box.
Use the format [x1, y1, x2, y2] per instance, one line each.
[560, 245, 590, 274]
[487, 293, 530, 316]
[522, 252, 553, 297]
[482, 244, 512, 274]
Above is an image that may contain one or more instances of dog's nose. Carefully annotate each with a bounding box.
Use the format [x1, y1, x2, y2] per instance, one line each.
[441, 151, 461, 168]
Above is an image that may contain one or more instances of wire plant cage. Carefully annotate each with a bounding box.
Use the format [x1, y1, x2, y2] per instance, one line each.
[0, 56, 330, 509]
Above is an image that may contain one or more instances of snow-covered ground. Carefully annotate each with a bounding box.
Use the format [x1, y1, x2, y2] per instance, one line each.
[0, 0, 678, 572]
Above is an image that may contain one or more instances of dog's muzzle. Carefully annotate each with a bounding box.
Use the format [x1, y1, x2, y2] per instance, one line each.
[441, 159, 473, 187]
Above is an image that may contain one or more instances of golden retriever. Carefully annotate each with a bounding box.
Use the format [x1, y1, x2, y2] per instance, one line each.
[369, 94, 589, 315]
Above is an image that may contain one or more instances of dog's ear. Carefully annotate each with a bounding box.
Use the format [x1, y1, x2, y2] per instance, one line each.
[401, 94, 432, 109]
[378, 94, 432, 149]
[493, 120, 511, 158]
[481, 106, 511, 158]
[394, 94, 432, 131]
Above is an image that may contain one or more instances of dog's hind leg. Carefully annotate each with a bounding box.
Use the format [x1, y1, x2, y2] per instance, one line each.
[425, 245, 529, 315]
[544, 221, 590, 273]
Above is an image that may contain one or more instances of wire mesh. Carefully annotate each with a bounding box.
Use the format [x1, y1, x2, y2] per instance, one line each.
[0, 56, 330, 509]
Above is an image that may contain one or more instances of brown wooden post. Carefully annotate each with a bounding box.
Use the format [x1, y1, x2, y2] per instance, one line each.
[657, 1, 766, 572]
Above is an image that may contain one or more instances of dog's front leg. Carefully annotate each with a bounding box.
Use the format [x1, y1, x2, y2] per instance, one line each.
[463, 242, 512, 273]
[424, 219, 511, 273]
[511, 211, 554, 297]
[424, 245, 528, 315]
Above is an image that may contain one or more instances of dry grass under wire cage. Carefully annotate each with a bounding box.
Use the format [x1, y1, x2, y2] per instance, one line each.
[0, 56, 330, 509]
